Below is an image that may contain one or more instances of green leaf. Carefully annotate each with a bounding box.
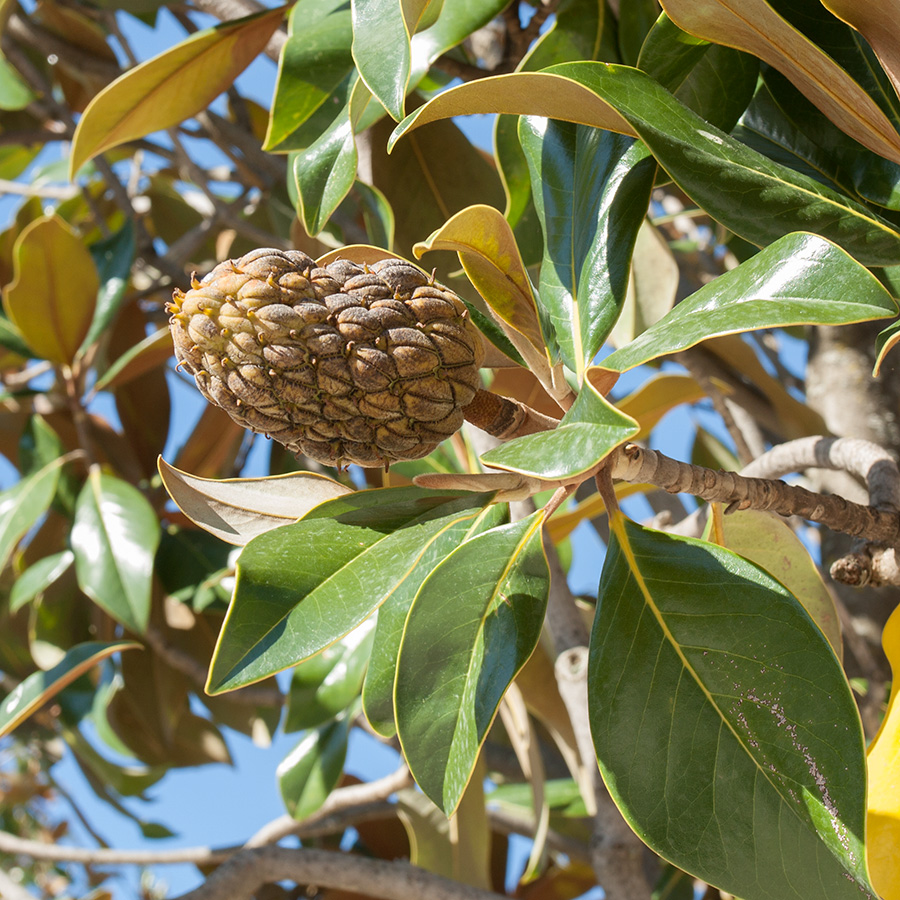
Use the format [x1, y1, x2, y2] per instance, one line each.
[391, 62, 900, 266]
[362, 502, 507, 736]
[207, 487, 495, 694]
[69, 6, 286, 175]
[601, 232, 898, 373]
[277, 716, 350, 820]
[265, 0, 354, 151]
[519, 119, 656, 379]
[2, 215, 98, 365]
[81, 222, 136, 355]
[0, 641, 139, 738]
[0, 53, 36, 110]
[589, 516, 874, 900]
[0, 456, 65, 571]
[480, 373, 639, 481]
[0, 312, 31, 358]
[10, 550, 75, 613]
[395, 511, 550, 813]
[71, 471, 160, 635]
[617, 0, 659, 65]
[352, 0, 429, 121]
[294, 76, 372, 235]
[285, 618, 375, 732]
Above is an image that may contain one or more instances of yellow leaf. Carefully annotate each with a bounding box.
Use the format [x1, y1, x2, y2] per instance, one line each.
[414, 203, 551, 380]
[68, 6, 286, 177]
[2, 215, 98, 365]
[659, 0, 900, 165]
[389, 71, 637, 150]
[867, 602, 900, 899]
[616, 373, 707, 441]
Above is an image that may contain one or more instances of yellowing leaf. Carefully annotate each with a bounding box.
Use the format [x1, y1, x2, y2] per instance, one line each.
[414, 204, 551, 381]
[658, 0, 900, 165]
[68, 6, 286, 176]
[616, 373, 707, 441]
[389, 72, 636, 150]
[316, 244, 404, 268]
[2, 215, 98, 365]
[867, 602, 900, 899]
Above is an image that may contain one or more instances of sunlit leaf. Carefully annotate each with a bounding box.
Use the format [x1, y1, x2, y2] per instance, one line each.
[3, 215, 98, 365]
[10, 550, 75, 613]
[658, 0, 900, 165]
[866, 601, 900, 900]
[590, 516, 874, 899]
[277, 716, 350, 820]
[519, 118, 656, 380]
[158, 457, 352, 546]
[602, 233, 898, 373]
[0, 456, 66, 572]
[0, 641, 139, 738]
[396, 511, 549, 813]
[93, 327, 171, 391]
[71, 470, 160, 635]
[69, 6, 286, 175]
[480, 371, 638, 481]
[616, 374, 706, 441]
[207, 488, 495, 693]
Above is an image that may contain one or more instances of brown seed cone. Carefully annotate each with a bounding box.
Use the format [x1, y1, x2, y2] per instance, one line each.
[168, 248, 484, 468]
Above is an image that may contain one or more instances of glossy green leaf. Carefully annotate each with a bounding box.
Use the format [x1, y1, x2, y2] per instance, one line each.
[589, 516, 874, 899]
[69, 6, 286, 175]
[3, 215, 98, 365]
[480, 373, 639, 481]
[265, 0, 354, 150]
[395, 511, 550, 813]
[81, 222, 136, 355]
[602, 232, 897, 373]
[352, 0, 430, 121]
[277, 716, 350, 820]
[294, 76, 372, 235]
[519, 118, 657, 380]
[618, 0, 659, 65]
[10, 550, 75, 613]
[352, 179, 395, 249]
[362, 502, 507, 736]
[207, 488, 495, 694]
[71, 471, 160, 635]
[285, 618, 375, 732]
[392, 62, 900, 266]
[0, 641, 139, 738]
[0, 456, 65, 572]
[658, 0, 900, 166]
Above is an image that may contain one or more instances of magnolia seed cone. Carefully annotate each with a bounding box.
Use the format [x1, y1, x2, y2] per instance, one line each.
[168, 248, 484, 467]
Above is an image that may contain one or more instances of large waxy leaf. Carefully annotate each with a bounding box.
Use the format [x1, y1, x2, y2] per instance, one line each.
[601, 232, 898, 373]
[519, 118, 657, 380]
[352, 0, 431, 121]
[93, 327, 171, 391]
[0, 641, 139, 738]
[10, 550, 75, 613]
[0, 456, 65, 572]
[395, 510, 550, 813]
[480, 372, 639, 481]
[265, 0, 353, 150]
[589, 517, 874, 900]
[207, 487, 495, 694]
[866, 602, 900, 899]
[3, 215, 98, 365]
[69, 6, 286, 175]
[71, 471, 160, 635]
[616, 374, 706, 441]
[706, 508, 842, 658]
[158, 457, 352, 546]
[278, 716, 350, 820]
[391, 62, 900, 266]
[362, 502, 507, 737]
[658, 0, 900, 166]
